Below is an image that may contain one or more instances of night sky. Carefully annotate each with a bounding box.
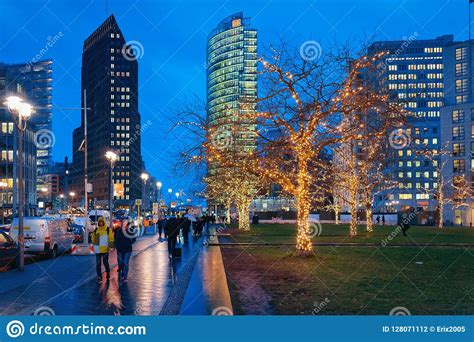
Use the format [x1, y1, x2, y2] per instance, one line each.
[0, 0, 469, 196]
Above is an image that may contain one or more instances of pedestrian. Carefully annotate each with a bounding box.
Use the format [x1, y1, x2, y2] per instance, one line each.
[381, 215, 385, 226]
[376, 215, 380, 225]
[401, 220, 410, 236]
[182, 216, 191, 244]
[165, 215, 181, 258]
[158, 217, 165, 239]
[91, 216, 115, 282]
[114, 220, 136, 282]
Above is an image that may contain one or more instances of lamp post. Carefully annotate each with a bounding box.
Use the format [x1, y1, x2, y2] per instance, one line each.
[167, 188, 172, 215]
[156, 181, 162, 216]
[4, 96, 32, 271]
[0, 181, 7, 225]
[105, 150, 117, 216]
[140, 173, 149, 234]
[69, 191, 75, 206]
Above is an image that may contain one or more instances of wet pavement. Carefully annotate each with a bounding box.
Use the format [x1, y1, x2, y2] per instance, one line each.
[0, 232, 209, 315]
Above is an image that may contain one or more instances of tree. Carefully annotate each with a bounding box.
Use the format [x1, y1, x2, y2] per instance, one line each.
[208, 44, 408, 256]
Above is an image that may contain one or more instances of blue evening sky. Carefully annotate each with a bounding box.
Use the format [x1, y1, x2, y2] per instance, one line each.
[0, 0, 469, 195]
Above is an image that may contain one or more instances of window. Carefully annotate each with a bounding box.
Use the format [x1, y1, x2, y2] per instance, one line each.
[453, 126, 465, 140]
[456, 79, 468, 93]
[453, 143, 465, 156]
[456, 95, 468, 104]
[456, 63, 468, 76]
[399, 194, 413, 200]
[453, 159, 465, 173]
[456, 47, 468, 60]
[452, 109, 465, 123]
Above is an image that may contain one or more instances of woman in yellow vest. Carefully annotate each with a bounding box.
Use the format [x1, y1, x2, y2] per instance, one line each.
[91, 217, 115, 282]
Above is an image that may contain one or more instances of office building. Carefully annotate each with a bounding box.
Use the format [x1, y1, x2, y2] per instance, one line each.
[440, 40, 474, 225]
[368, 35, 453, 213]
[206, 12, 258, 178]
[70, 15, 141, 209]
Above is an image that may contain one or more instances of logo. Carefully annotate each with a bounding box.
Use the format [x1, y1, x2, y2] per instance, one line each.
[299, 40, 323, 61]
[122, 41, 144, 61]
[34, 129, 56, 149]
[389, 306, 411, 316]
[33, 306, 55, 316]
[211, 306, 233, 316]
[389, 129, 411, 150]
[307, 222, 322, 237]
[6, 320, 25, 338]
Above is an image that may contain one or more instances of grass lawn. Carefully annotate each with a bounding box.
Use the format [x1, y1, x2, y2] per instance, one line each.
[220, 223, 474, 245]
[219, 223, 474, 315]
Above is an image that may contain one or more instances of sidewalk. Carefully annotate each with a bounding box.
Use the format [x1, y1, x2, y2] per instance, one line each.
[180, 224, 233, 315]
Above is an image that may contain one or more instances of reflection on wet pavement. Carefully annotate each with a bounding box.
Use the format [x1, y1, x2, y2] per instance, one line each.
[48, 235, 202, 315]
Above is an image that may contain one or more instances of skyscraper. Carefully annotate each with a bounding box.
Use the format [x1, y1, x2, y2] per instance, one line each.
[206, 12, 257, 177]
[368, 35, 453, 213]
[0, 60, 53, 182]
[70, 15, 141, 209]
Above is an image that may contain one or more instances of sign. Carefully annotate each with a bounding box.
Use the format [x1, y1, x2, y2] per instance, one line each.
[87, 183, 93, 193]
[153, 202, 159, 214]
[135, 199, 142, 205]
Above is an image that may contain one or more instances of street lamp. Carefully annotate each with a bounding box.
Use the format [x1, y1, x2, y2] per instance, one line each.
[0, 182, 7, 225]
[167, 188, 172, 214]
[156, 181, 162, 216]
[69, 191, 75, 203]
[4, 96, 32, 271]
[105, 150, 118, 215]
[140, 172, 149, 208]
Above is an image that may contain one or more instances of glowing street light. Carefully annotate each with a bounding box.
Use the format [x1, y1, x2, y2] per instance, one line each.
[105, 150, 118, 212]
[4, 95, 33, 271]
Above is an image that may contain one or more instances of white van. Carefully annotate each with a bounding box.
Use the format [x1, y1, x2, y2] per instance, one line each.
[10, 217, 75, 258]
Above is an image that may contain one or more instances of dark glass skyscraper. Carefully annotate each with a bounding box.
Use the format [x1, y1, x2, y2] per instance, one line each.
[70, 15, 141, 209]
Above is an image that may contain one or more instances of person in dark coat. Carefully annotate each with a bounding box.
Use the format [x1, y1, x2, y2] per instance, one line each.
[381, 215, 386, 226]
[158, 217, 165, 239]
[165, 216, 182, 257]
[401, 220, 410, 236]
[376, 215, 380, 225]
[114, 220, 136, 281]
[182, 216, 191, 244]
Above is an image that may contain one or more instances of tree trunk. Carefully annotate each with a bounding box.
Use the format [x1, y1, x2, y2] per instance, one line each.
[366, 189, 373, 233]
[295, 158, 313, 257]
[438, 180, 444, 229]
[335, 206, 340, 225]
[225, 198, 232, 224]
[350, 199, 358, 237]
[237, 201, 251, 231]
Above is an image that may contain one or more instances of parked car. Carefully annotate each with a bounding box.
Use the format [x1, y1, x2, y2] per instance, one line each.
[9, 217, 75, 258]
[0, 232, 18, 270]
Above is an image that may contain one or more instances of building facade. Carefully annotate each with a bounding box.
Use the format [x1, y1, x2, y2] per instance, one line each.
[0, 68, 38, 219]
[70, 15, 142, 209]
[368, 35, 453, 213]
[0, 60, 53, 193]
[206, 12, 258, 179]
[440, 40, 474, 226]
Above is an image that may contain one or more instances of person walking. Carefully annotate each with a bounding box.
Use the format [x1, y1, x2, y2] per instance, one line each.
[91, 217, 114, 282]
[376, 215, 380, 225]
[158, 217, 165, 239]
[165, 215, 181, 258]
[381, 215, 386, 226]
[182, 216, 191, 244]
[114, 220, 136, 282]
